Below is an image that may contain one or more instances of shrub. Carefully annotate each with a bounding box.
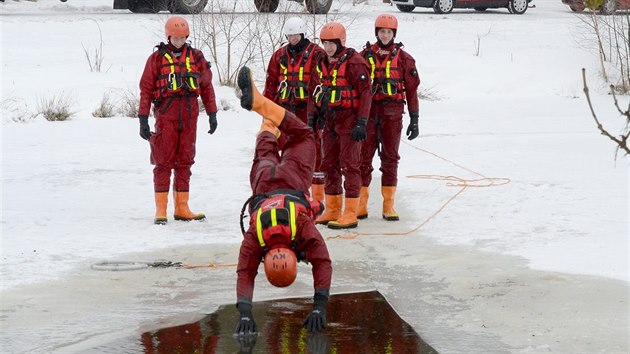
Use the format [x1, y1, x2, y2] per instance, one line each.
[37, 92, 75, 121]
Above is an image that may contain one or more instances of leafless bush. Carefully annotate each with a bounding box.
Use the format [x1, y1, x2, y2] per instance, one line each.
[82, 20, 109, 73]
[418, 86, 442, 102]
[191, 0, 358, 87]
[116, 88, 140, 118]
[1, 97, 36, 123]
[580, 12, 630, 92]
[92, 91, 117, 118]
[37, 92, 75, 121]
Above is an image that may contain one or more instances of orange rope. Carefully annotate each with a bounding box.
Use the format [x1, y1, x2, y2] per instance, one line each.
[183, 263, 238, 269]
[325, 143, 511, 240]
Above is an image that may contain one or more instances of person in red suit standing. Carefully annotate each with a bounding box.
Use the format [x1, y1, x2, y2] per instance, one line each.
[359, 14, 420, 221]
[263, 17, 326, 203]
[138, 16, 218, 225]
[307, 22, 373, 230]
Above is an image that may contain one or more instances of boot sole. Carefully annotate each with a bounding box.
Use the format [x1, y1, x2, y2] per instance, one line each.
[154, 218, 168, 225]
[174, 215, 206, 221]
[357, 214, 368, 220]
[237, 67, 253, 110]
[382, 215, 399, 221]
[327, 222, 358, 230]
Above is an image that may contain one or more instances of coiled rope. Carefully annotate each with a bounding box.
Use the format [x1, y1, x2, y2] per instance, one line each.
[325, 142, 510, 240]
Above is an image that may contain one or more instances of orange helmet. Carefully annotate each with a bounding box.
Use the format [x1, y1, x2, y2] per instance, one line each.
[320, 22, 346, 46]
[165, 16, 190, 38]
[374, 13, 398, 37]
[263, 247, 297, 288]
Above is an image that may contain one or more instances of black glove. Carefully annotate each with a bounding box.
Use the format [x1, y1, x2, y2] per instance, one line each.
[303, 292, 328, 332]
[207, 111, 218, 134]
[406, 112, 419, 141]
[235, 303, 257, 335]
[138, 115, 152, 141]
[235, 332, 257, 353]
[351, 118, 367, 142]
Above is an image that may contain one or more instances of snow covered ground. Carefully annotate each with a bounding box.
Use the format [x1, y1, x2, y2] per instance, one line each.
[1, 0, 628, 353]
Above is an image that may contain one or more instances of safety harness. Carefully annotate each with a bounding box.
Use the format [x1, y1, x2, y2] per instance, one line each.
[240, 190, 322, 254]
[363, 42, 406, 102]
[153, 43, 202, 101]
[276, 42, 318, 104]
[313, 48, 360, 111]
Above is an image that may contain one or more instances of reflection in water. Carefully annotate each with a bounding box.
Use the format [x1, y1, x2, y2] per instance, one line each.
[109, 291, 436, 353]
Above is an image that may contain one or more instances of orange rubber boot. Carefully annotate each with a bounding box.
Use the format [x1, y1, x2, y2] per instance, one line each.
[382, 186, 399, 221]
[328, 197, 360, 229]
[311, 183, 325, 204]
[173, 191, 206, 221]
[357, 186, 369, 220]
[315, 194, 342, 225]
[237, 66, 286, 127]
[154, 192, 168, 225]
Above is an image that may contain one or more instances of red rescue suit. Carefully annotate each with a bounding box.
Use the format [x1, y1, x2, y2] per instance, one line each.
[264, 39, 326, 185]
[139, 43, 218, 192]
[359, 42, 420, 187]
[307, 48, 372, 198]
[236, 112, 332, 304]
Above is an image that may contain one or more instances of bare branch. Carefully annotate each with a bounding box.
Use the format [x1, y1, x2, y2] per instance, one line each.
[582, 68, 630, 155]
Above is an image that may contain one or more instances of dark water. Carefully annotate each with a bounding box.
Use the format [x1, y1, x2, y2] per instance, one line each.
[96, 290, 437, 353]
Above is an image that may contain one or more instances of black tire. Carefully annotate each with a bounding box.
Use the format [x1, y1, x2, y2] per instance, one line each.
[254, 0, 280, 12]
[433, 0, 453, 14]
[305, 0, 333, 14]
[395, 4, 416, 12]
[167, 0, 208, 14]
[599, 0, 617, 15]
[474, 7, 487, 11]
[508, 0, 527, 14]
[129, 0, 162, 13]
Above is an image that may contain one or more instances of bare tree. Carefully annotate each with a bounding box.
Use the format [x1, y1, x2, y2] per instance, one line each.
[579, 5, 630, 156]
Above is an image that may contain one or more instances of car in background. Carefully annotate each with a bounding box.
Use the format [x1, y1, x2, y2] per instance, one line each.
[561, 0, 628, 14]
[390, 0, 530, 14]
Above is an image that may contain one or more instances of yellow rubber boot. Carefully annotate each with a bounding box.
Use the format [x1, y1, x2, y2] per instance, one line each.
[311, 183, 325, 203]
[173, 191, 206, 221]
[357, 186, 369, 220]
[154, 192, 168, 225]
[382, 186, 399, 221]
[315, 194, 342, 225]
[237, 66, 286, 127]
[328, 197, 360, 230]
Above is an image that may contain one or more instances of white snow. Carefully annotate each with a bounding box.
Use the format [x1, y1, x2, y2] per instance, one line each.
[1, 0, 627, 308]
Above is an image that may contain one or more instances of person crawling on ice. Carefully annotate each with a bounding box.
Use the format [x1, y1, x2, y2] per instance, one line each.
[233, 66, 333, 337]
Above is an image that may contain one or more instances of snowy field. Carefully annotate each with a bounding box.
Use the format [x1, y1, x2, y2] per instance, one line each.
[1, 0, 628, 353]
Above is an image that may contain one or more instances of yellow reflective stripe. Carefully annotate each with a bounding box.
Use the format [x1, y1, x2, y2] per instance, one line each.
[331, 70, 338, 102]
[368, 57, 376, 80]
[279, 64, 289, 99]
[270, 208, 278, 226]
[256, 208, 266, 248]
[385, 60, 393, 95]
[289, 202, 297, 239]
[185, 55, 197, 89]
[164, 53, 177, 90]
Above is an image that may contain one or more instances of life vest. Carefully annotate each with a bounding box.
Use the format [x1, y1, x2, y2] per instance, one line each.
[363, 42, 406, 102]
[276, 42, 318, 104]
[313, 48, 360, 110]
[153, 43, 202, 100]
[251, 191, 312, 251]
